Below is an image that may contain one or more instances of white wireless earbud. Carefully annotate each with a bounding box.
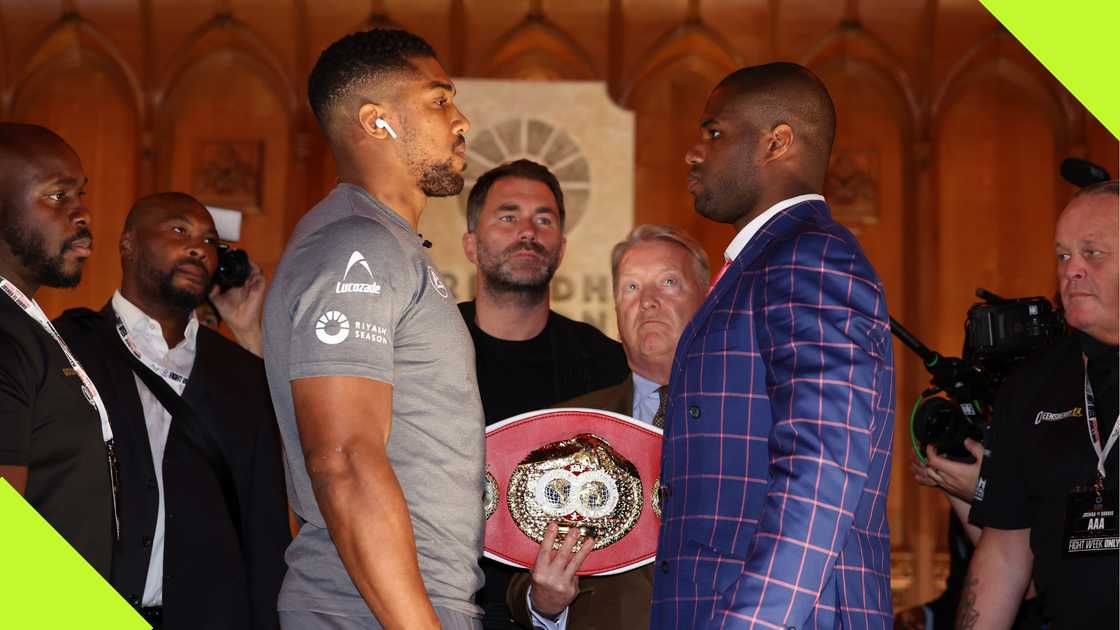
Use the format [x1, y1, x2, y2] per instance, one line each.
[375, 117, 398, 139]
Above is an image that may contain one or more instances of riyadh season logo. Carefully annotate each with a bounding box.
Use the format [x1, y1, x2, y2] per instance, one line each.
[315, 309, 389, 346]
[336, 251, 382, 295]
[316, 311, 350, 345]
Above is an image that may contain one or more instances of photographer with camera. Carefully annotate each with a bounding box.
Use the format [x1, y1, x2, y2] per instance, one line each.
[956, 180, 1119, 630]
[53, 192, 290, 630]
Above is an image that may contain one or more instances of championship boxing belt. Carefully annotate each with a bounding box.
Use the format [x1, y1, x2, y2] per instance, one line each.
[483, 408, 663, 576]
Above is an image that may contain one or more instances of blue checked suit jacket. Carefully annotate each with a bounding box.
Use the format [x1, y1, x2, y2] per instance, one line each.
[651, 199, 895, 630]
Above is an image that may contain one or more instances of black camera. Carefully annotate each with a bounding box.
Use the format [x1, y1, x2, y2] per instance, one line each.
[215, 246, 252, 291]
[893, 289, 1065, 463]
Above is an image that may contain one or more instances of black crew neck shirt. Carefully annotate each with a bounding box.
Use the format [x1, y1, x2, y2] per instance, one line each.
[971, 333, 1119, 629]
[0, 294, 113, 578]
[458, 300, 629, 424]
[458, 300, 630, 630]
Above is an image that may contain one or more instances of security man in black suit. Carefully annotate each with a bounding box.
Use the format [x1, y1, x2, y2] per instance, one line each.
[54, 192, 289, 630]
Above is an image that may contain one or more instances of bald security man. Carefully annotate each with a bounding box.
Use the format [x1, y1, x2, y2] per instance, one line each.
[54, 193, 290, 630]
[652, 62, 896, 629]
[0, 123, 116, 577]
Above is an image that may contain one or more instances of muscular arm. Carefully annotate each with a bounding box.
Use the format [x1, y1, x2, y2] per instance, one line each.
[956, 527, 1032, 630]
[0, 465, 27, 494]
[292, 375, 439, 629]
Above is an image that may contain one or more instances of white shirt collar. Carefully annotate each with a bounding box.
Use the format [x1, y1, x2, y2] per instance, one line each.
[724, 194, 825, 262]
[111, 290, 199, 353]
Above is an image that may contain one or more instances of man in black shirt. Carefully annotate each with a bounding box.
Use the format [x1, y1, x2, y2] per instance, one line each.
[0, 123, 114, 577]
[459, 160, 628, 628]
[960, 180, 1119, 629]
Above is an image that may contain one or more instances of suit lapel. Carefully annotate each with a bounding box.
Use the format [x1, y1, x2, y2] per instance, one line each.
[615, 375, 635, 416]
[96, 303, 153, 459]
[676, 200, 828, 360]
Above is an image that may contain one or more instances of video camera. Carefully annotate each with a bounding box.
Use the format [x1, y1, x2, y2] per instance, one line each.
[892, 289, 1065, 463]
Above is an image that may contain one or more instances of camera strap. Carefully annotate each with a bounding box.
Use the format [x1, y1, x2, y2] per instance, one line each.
[1083, 366, 1119, 482]
[0, 277, 120, 540]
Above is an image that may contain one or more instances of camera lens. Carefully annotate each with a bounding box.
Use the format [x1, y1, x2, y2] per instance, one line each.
[216, 248, 252, 290]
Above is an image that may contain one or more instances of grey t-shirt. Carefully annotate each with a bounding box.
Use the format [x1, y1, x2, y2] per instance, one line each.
[262, 183, 485, 617]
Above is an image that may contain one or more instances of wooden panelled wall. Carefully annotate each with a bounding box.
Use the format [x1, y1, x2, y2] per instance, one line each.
[1, 0, 1116, 610]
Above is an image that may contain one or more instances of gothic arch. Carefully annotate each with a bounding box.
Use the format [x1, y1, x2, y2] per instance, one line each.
[155, 13, 297, 117]
[620, 20, 741, 105]
[932, 29, 1074, 145]
[801, 22, 921, 131]
[481, 14, 596, 80]
[6, 12, 143, 120]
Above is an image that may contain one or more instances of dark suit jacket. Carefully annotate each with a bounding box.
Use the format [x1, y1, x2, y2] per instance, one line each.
[54, 304, 290, 630]
[507, 375, 656, 630]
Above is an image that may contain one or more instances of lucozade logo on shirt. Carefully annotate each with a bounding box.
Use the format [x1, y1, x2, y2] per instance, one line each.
[337, 251, 382, 295]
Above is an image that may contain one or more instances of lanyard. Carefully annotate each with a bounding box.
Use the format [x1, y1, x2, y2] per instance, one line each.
[113, 313, 191, 387]
[1, 279, 114, 441]
[0, 277, 119, 538]
[1084, 368, 1120, 481]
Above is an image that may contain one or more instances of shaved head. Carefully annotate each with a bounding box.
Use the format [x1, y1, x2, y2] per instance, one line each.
[715, 62, 837, 173]
[119, 192, 219, 313]
[0, 123, 80, 205]
[0, 123, 90, 293]
[124, 191, 209, 233]
[685, 62, 837, 227]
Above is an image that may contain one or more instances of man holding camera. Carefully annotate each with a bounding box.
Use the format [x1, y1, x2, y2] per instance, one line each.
[956, 180, 1119, 629]
[53, 192, 290, 630]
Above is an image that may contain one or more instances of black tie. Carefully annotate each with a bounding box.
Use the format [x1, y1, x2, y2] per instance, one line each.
[652, 385, 668, 429]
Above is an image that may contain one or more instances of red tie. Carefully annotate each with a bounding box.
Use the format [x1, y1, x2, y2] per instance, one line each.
[708, 260, 731, 295]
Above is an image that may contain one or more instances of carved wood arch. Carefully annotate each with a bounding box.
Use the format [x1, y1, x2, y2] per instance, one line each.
[800, 22, 921, 131]
[932, 29, 1075, 146]
[481, 15, 596, 80]
[155, 13, 298, 117]
[620, 20, 741, 105]
[5, 12, 143, 120]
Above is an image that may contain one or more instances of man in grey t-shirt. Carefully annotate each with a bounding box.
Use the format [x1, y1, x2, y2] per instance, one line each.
[262, 29, 482, 630]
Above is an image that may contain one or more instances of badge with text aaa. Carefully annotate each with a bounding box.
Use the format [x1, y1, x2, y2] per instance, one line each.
[1064, 485, 1119, 554]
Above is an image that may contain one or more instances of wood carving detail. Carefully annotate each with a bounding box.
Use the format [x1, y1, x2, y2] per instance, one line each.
[192, 140, 263, 213]
[826, 148, 879, 230]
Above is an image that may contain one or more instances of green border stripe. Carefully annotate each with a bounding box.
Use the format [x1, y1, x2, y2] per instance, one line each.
[981, 0, 1120, 139]
[0, 481, 148, 629]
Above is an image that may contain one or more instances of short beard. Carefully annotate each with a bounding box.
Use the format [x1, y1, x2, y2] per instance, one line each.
[159, 274, 208, 311]
[417, 157, 464, 197]
[478, 241, 560, 305]
[138, 250, 209, 312]
[1, 219, 86, 288]
[400, 128, 465, 198]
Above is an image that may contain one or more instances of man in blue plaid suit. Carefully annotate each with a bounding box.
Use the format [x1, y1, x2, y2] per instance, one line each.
[651, 62, 896, 630]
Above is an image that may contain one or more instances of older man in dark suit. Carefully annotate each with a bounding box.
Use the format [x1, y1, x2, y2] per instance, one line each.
[507, 224, 709, 630]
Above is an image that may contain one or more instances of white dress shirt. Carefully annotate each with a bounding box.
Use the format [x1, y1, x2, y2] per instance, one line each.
[111, 291, 199, 607]
[724, 193, 826, 262]
[528, 371, 663, 630]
